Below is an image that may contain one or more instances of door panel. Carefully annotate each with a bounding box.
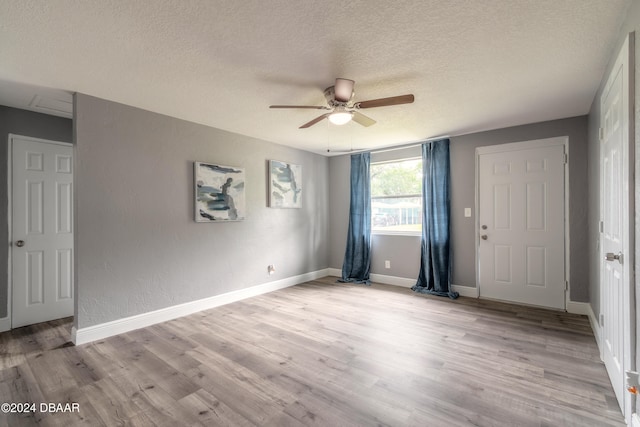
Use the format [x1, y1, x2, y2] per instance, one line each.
[494, 245, 511, 283]
[526, 182, 546, 230]
[600, 52, 626, 412]
[57, 182, 73, 233]
[526, 246, 546, 287]
[57, 249, 73, 300]
[27, 251, 44, 304]
[493, 184, 511, 229]
[11, 136, 73, 328]
[478, 143, 565, 309]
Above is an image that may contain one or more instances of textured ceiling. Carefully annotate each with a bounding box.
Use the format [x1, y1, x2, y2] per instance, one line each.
[0, 0, 630, 155]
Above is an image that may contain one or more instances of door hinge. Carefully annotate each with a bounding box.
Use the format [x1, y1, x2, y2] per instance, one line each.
[599, 127, 604, 141]
[600, 313, 604, 327]
[563, 153, 568, 164]
[565, 281, 569, 291]
[600, 221, 604, 233]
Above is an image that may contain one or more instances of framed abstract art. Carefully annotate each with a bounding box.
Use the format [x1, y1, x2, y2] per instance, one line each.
[194, 162, 245, 222]
[269, 160, 302, 208]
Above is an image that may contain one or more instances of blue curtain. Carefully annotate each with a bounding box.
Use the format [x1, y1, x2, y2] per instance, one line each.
[412, 139, 458, 299]
[340, 152, 372, 285]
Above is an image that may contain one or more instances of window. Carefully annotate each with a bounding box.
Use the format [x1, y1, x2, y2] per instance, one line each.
[371, 158, 422, 235]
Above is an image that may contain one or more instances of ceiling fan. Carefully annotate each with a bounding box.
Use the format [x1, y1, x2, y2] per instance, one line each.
[270, 78, 414, 129]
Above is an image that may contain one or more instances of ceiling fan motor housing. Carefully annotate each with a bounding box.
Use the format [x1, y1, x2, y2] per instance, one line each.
[324, 85, 353, 107]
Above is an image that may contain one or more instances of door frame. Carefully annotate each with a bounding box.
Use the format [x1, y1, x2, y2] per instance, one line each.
[599, 33, 634, 422]
[475, 136, 570, 309]
[5, 133, 73, 331]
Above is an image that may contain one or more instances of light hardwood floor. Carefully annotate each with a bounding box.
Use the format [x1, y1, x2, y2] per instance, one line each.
[0, 277, 626, 426]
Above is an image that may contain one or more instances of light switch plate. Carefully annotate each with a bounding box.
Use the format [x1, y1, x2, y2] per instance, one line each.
[464, 208, 472, 217]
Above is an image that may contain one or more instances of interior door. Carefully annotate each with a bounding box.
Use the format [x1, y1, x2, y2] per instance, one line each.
[477, 140, 565, 310]
[11, 135, 73, 328]
[600, 35, 632, 416]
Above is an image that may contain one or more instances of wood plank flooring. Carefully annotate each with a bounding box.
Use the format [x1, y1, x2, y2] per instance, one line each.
[0, 277, 626, 426]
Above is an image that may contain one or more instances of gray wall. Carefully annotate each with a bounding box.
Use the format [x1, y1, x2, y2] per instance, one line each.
[329, 116, 589, 302]
[74, 94, 329, 329]
[0, 106, 72, 319]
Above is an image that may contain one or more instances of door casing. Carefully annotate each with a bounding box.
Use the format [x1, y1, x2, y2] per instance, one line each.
[6, 133, 74, 330]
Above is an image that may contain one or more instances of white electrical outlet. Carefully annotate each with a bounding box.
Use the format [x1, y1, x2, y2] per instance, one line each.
[267, 265, 275, 275]
[385, 260, 391, 269]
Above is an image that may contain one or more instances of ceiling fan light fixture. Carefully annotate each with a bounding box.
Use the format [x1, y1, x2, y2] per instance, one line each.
[270, 78, 414, 129]
[328, 111, 353, 125]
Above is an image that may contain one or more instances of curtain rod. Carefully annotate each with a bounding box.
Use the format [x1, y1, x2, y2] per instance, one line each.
[369, 135, 450, 155]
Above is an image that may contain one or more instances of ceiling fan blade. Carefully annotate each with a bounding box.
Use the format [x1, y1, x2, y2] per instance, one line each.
[270, 105, 328, 109]
[334, 78, 355, 102]
[357, 94, 415, 109]
[352, 111, 376, 127]
[300, 113, 331, 128]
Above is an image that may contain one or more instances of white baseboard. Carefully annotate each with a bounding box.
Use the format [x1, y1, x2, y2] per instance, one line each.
[587, 303, 602, 355]
[328, 268, 341, 277]
[0, 316, 10, 333]
[370, 273, 414, 288]
[566, 301, 601, 353]
[328, 268, 416, 288]
[327, 268, 478, 298]
[72, 268, 329, 345]
[451, 284, 479, 298]
[565, 300, 591, 315]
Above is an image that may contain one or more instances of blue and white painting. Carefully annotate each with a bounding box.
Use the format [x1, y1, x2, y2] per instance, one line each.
[269, 160, 302, 208]
[195, 162, 245, 222]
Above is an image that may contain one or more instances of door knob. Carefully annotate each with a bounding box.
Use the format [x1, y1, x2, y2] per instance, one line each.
[605, 252, 622, 263]
[15, 240, 24, 247]
[481, 235, 488, 240]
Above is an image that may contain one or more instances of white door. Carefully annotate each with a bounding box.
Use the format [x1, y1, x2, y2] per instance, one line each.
[600, 35, 632, 417]
[477, 139, 565, 310]
[11, 135, 73, 328]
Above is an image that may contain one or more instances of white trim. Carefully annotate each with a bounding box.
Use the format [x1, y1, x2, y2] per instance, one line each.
[6, 134, 74, 331]
[72, 268, 329, 345]
[8, 133, 71, 148]
[328, 268, 423, 289]
[370, 273, 414, 288]
[475, 149, 480, 296]
[328, 268, 479, 298]
[632, 413, 640, 427]
[565, 300, 591, 316]
[564, 141, 571, 309]
[565, 301, 602, 350]
[452, 284, 479, 298]
[328, 267, 341, 277]
[475, 136, 568, 155]
[589, 305, 602, 352]
[5, 135, 10, 328]
[0, 316, 10, 333]
[475, 136, 570, 310]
